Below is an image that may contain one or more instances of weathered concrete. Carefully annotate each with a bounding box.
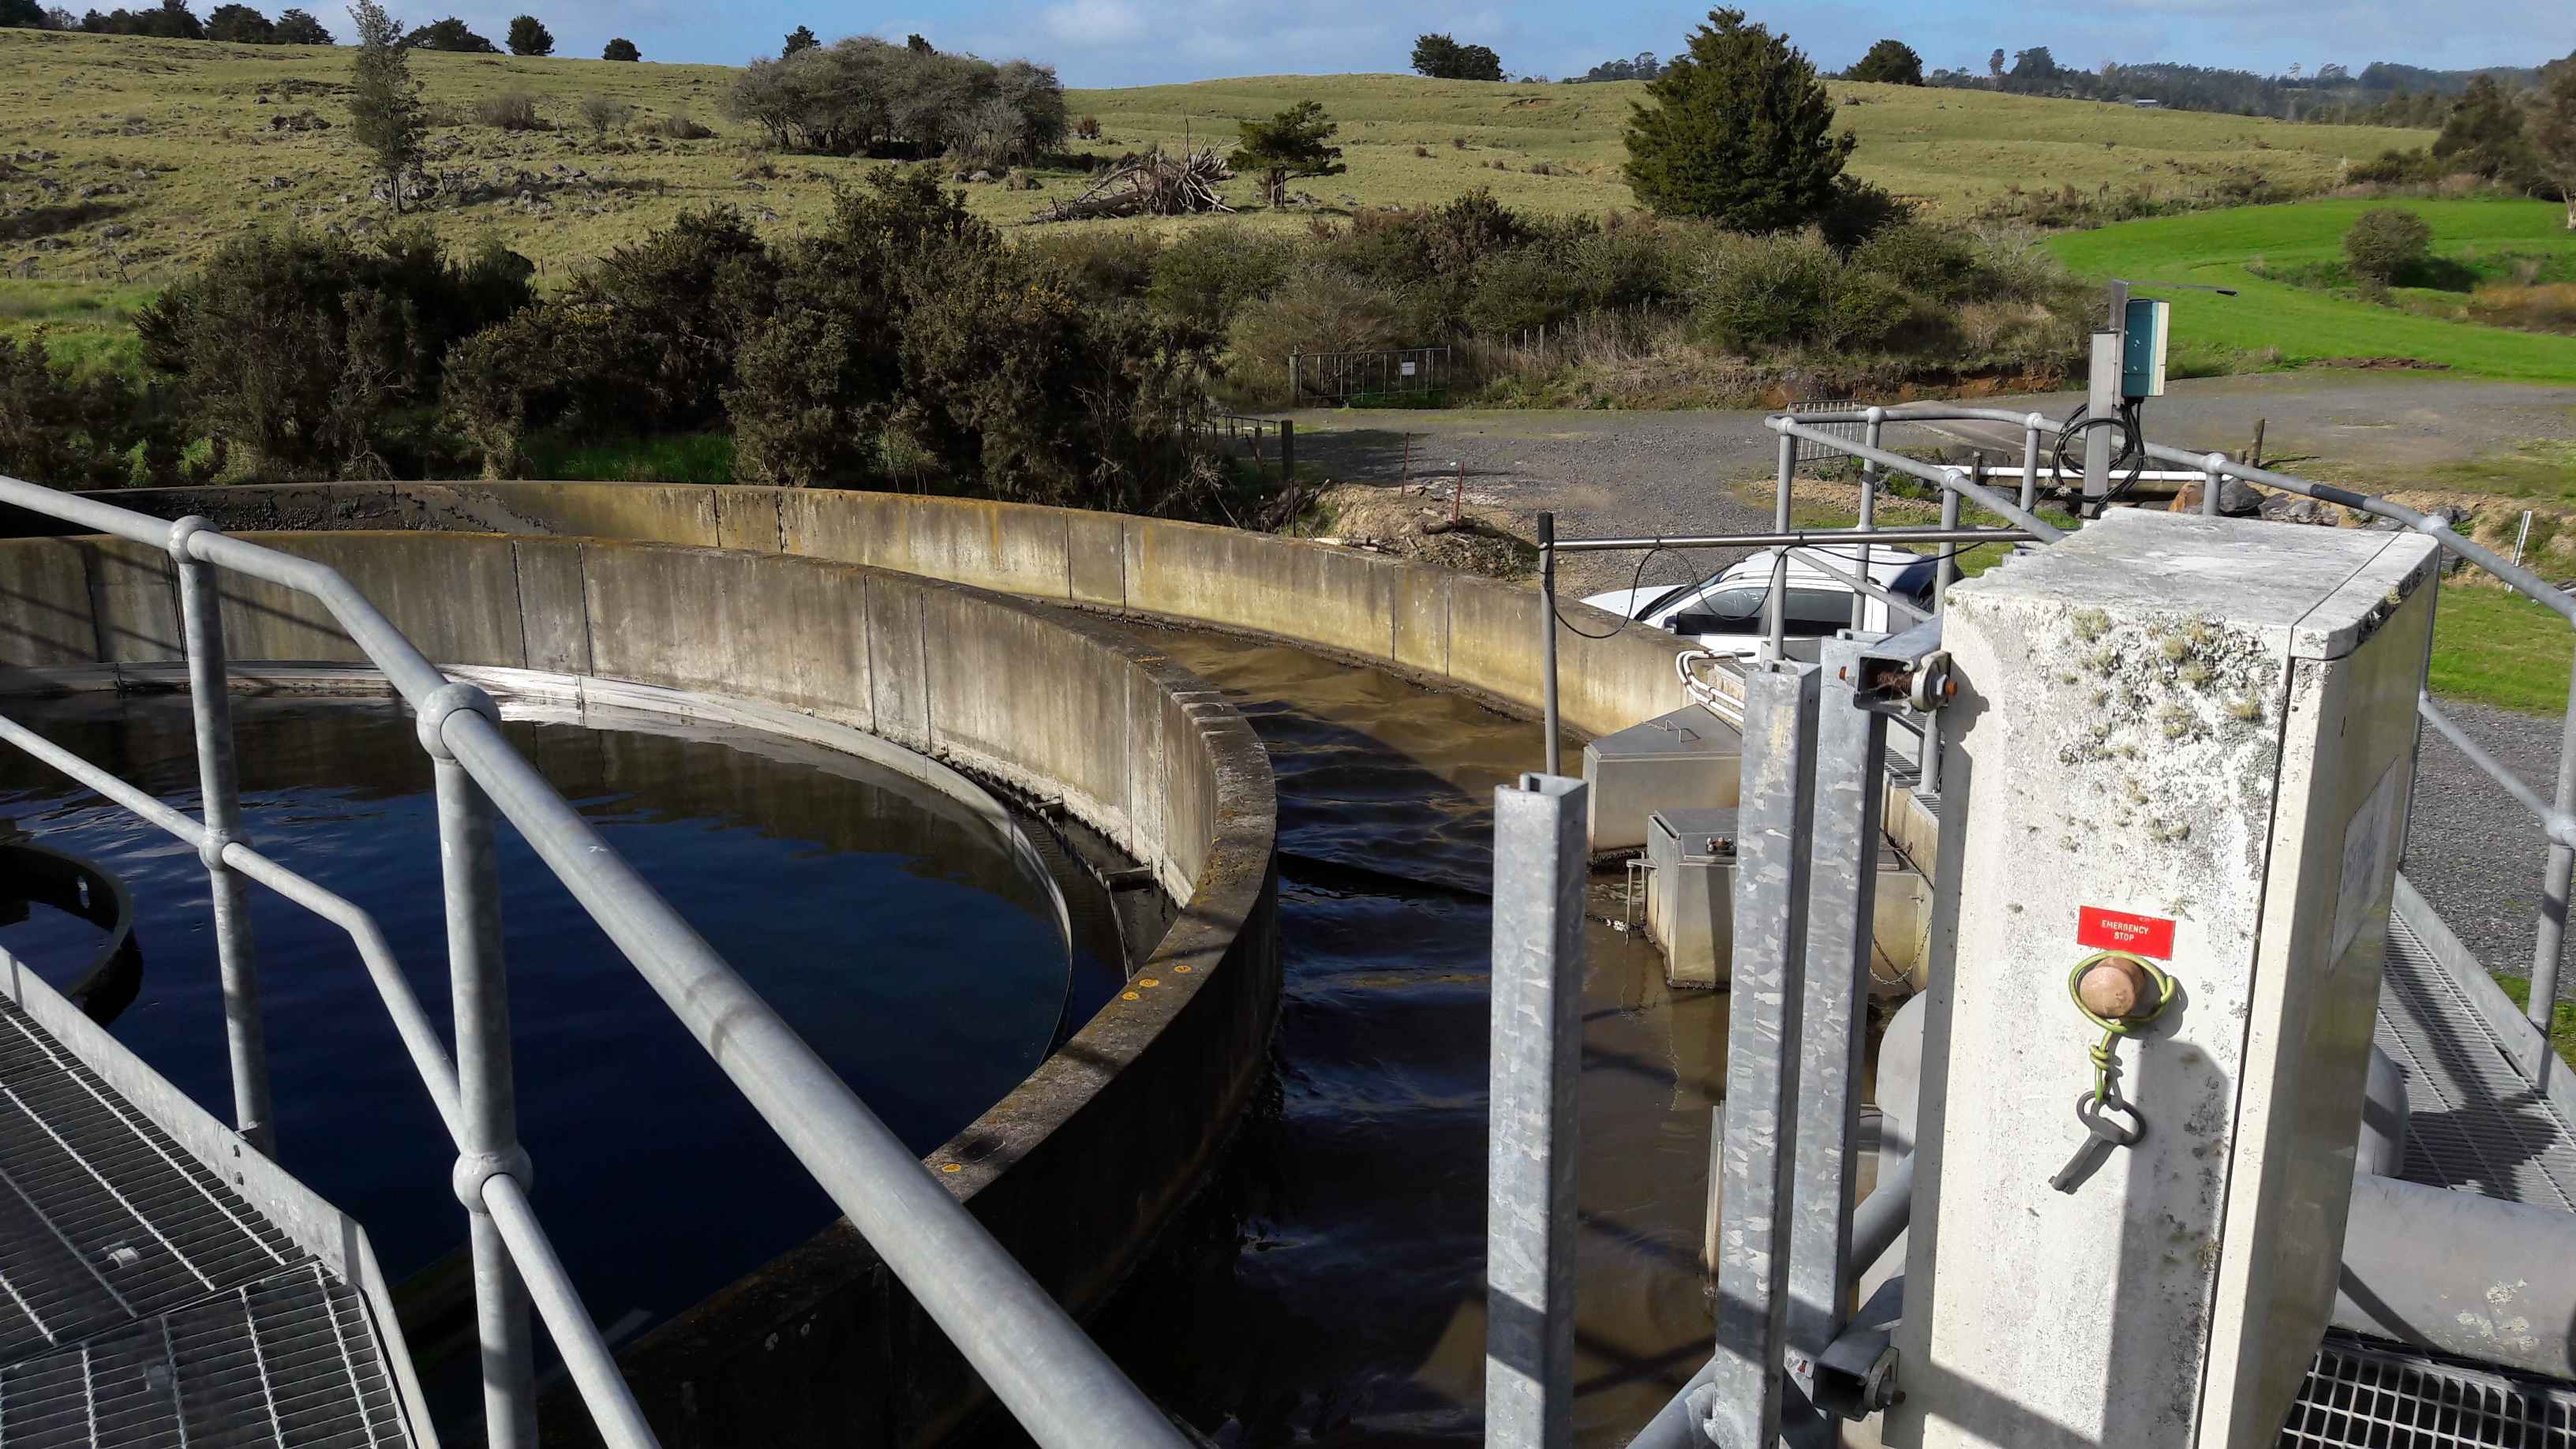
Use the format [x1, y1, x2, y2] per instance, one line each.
[0, 528, 1280, 1449]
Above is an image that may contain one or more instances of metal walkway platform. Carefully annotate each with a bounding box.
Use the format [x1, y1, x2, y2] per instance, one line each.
[0, 978, 416, 1449]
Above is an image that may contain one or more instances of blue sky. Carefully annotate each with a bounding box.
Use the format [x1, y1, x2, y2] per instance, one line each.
[427, 1, 2563, 88]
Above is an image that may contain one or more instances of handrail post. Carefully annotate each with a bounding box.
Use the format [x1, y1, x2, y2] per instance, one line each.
[426, 685, 537, 1449]
[1538, 513, 1562, 777]
[169, 518, 273, 1155]
[1770, 430, 1795, 660]
[2532, 662, 2576, 1086]
[1921, 476, 1962, 799]
[2203, 453, 2228, 518]
[1486, 772, 1587, 1449]
[2020, 413, 2045, 513]
[1852, 408, 1883, 631]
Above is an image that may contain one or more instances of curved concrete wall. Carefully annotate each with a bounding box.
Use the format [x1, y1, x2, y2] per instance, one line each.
[21, 481, 1943, 864]
[0, 529, 1280, 1448]
[38, 482, 1697, 738]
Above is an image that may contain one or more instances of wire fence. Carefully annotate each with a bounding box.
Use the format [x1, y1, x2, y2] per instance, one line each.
[1287, 346, 1451, 406]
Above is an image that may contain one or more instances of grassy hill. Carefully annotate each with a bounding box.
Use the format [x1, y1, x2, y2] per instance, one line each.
[1, 28, 2433, 285]
[2048, 199, 2576, 382]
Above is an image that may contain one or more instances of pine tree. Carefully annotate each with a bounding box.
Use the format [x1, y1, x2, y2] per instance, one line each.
[1848, 39, 1922, 86]
[1622, 9, 1855, 232]
[781, 23, 814, 57]
[2532, 53, 2576, 230]
[1229, 100, 1346, 206]
[601, 35, 637, 61]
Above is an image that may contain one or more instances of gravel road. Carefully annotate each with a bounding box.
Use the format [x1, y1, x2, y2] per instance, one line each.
[1279, 373, 2576, 994]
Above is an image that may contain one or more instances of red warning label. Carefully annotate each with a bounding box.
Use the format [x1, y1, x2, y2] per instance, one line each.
[2078, 905, 2176, 960]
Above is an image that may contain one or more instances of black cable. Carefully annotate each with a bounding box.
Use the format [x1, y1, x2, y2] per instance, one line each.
[2049, 399, 2149, 513]
[1550, 544, 1679, 640]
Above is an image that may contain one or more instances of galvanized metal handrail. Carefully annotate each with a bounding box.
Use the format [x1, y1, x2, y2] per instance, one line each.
[0, 474, 1188, 1449]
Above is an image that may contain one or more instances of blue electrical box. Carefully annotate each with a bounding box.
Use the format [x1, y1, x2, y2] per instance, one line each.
[2121, 298, 2170, 399]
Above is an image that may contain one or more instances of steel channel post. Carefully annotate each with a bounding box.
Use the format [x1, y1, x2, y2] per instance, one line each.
[1769, 432, 1795, 660]
[429, 693, 537, 1449]
[1538, 513, 1562, 777]
[1485, 773, 1588, 1449]
[1705, 661, 1822, 1449]
[2531, 664, 2576, 1078]
[1781, 640, 1889, 1445]
[1920, 484, 1960, 799]
[170, 520, 274, 1155]
[1852, 409, 1883, 632]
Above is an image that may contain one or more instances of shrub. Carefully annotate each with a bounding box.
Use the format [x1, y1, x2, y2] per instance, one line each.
[474, 91, 543, 131]
[1847, 39, 1923, 86]
[1147, 224, 1296, 331]
[655, 112, 713, 140]
[139, 227, 531, 478]
[504, 13, 550, 56]
[1226, 265, 1403, 402]
[2343, 207, 2433, 285]
[1465, 248, 1586, 335]
[2349, 148, 2430, 185]
[1689, 232, 1838, 350]
[1024, 229, 1162, 304]
[1567, 217, 1699, 311]
[601, 36, 638, 62]
[405, 15, 496, 51]
[578, 94, 634, 137]
[1852, 221, 1979, 300]
[1075, 114, 1100, 140]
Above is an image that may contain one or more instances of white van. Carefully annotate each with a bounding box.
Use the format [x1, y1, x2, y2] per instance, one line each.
[1582, 547, 1938, 661]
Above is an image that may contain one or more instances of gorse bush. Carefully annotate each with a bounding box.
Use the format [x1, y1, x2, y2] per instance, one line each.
[474, 91, 542, 131]
[137, 227, 530, 478]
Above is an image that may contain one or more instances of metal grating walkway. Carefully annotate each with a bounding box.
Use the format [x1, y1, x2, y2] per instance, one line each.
[2376, 908, 2576, 1213]
[2286, 1335, 2576, 1449]
[0, 994, 412, 1449]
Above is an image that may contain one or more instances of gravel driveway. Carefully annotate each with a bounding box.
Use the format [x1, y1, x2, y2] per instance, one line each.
[1279, 373, 2576, 994]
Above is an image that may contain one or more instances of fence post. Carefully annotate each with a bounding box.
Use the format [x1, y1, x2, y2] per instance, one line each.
[1279, 419, 1295, 489]
[1485, 773, 1588, 1449]
[1705, 660, 1822, 1449]
[425, 686, 538, 1449]
[1289, 352, 1301, 404]
[168, 518, 274, 1155]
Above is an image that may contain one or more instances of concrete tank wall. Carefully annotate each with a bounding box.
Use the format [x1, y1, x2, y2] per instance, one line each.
[0, 529, 1280, 1449]
[39, 482, 1701, 738]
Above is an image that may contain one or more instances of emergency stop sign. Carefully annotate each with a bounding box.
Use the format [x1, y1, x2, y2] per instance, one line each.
[2077, 905, 2175, 960]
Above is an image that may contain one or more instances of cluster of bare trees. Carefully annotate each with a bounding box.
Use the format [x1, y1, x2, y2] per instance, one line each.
[724, 36, 1065, 167]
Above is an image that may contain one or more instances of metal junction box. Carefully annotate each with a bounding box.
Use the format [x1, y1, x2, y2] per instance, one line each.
[1647, 808, 1738, 987]
[1584, 705, 1743, 851]
[1889, 509, 2439, 1449]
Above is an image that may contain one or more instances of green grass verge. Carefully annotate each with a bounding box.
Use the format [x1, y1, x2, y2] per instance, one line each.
[2493, 974, 2576, 1066]
[2429, 583, 2575, 715]
[2046, 198, 2576, 382]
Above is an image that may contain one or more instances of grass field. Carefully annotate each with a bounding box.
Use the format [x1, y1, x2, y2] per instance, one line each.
[0, 28, 2434, 285]
[2047, 199, 2576, 382]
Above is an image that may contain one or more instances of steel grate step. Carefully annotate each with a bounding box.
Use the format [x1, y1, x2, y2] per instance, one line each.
[0, 994, 411, 1448]
[2285, 1332, 2576, 1449]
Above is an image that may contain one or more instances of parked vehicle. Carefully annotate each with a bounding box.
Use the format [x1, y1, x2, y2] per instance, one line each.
[1582, 548, 1936, 661]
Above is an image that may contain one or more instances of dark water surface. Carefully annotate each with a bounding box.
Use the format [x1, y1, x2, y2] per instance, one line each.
[1053, 630, 1728, 1449]
[0, 693, 1072, 1351]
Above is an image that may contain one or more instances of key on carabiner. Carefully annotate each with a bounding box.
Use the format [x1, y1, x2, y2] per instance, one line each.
[2049, 1091, 2144, 1194]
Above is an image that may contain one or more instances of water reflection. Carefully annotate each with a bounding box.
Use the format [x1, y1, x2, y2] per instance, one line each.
[1046, 631, 1727, 1449]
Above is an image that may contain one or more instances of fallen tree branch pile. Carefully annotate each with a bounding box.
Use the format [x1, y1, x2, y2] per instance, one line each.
[1027, 147, 1234, 223]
